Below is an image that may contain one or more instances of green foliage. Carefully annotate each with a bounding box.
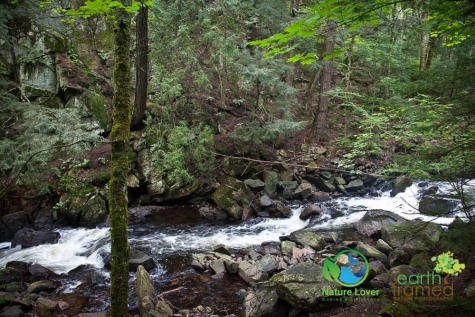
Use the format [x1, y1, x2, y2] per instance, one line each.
[144, 113, 215, 184]
[431, 251, 466, 276]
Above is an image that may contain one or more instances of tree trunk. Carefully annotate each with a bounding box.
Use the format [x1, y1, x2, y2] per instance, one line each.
[302, 68, 321, 111]
[109, 1, 132, 316]
[131, 3, 148, 127]
[419, 11, 430, 71]
[312, 20, 336, 141]
[426, 32, 437, 70]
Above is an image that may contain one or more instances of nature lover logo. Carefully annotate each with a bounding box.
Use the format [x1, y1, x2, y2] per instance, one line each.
[323, 249, 369, 287]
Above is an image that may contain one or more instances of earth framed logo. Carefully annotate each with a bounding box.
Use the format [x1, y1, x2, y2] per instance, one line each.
[323, 249, 369, 287]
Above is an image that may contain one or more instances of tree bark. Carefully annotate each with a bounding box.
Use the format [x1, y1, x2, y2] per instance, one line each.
[419, 11, 430, 71]
[109, 1, 132, 316]
[131, 3, 148, 127]
[312, 20, 336, 141]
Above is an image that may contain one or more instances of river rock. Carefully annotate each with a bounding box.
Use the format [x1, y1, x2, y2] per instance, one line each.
[355, 242, 387, 261]
[0, 211, 30, 242]
[210, 259, 226, 275]
[381, 221, 443, 254]
[368, 260, 388, 280]
[0, 305, 24, 317]
[27, 280, 58, 293]
[36, 298, 59, 317]
[388, 265, 418, 284]
[259, 195, 272, 207]
[299, 204, 322, 220]
[418, 195, 460, 216]
[355, 209, 406, 238]
[345, 179, 364, 191]
[257, 254, 276, 274]
[275, 202, 291, 217]
[313, 191, 331, 202]
[244, 281, 278, 317]
[369, 273, 390, 289]
[244, 179, 265, 192]
[293, 182, 313, 199]
[306, 176, 335, 193]
[212, 244, 232, 256]
[409, 252, 433, 271]
[136, 265, 173, 317]
[263, 171, 278, 195]
[129, 249, 156, 272]
[238, 261, 268, 285]
[284, 230, 326, 251]
[376, 239, 393, 254]
[390, 176, 412, 197]
[211, 175, 255, 220]
[388, 249, 410, 267]
[277, 180, 298, 191]
[271, 261, 340, 311]
[11, 229, 60, 249]
[281, 241, 296, 256]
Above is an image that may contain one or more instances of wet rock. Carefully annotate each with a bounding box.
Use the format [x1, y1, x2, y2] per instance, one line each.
[29, 264, 59, 279]
[224, 259, 240, 274]
[284, 230, 326, 251]
[11, 229, 60, 249]
[312, 191, 331, 202]
[282, 189, 293, 200]
[211, 176, 255, 220]
[275, 203, 291, 217]
[191, 259, 205, 271]
[390, 176, 412, 197]
[259, 195, 272, 207]
[257, 255, 276, 274]
[277, 181, 298, 191]
[244, 179, 265, 192]
[244, 282, 278, 317]
[212, 244, 232, 256]
[27, 280, 58, 293]
[369, 273, 390, 289]
[281, 241, 296, 256]
[355, 242, 387, 261]
[136, 265, 173, 317]
[299, 204, 322, 220]
[129, 249, 156, 272]
[0, 211, 30, 242]
[418, 195, 460, 216]
[306, 176, 335, 193]
[210, 259, 226, 275]
[248, 250, 261, 261]
[381, 221, 443, 254]
[238, 261, 268, 285]
[271, 262, 340, 311]
[0, 305, 24, 317]
[355, 209, 406, 238]
[242, 206, 253, 221]
[409, 252, 433, 271]
[294, 183, 313, 199]
[0, 267, 23, 285]
[263, 171, 278, 195]
[36, 298, 59, 317]
[376, 239, 393, 254]
[335, 184, 349, 195]
[292, 246, 314, 259]
[345, 179, 364, 191]
[368, 260, 388, 280]
[260, 243, 281, 255]
[199, 205, 228, 220]
[388, 249, 410, 267]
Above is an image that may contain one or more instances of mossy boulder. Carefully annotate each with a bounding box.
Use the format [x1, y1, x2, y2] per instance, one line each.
[389, 176, 412, 197]
[381, 221, 443, 254]
[211, 176, 255, 220]
[81, 92, 111, 132]
[285, 230, 327, 251]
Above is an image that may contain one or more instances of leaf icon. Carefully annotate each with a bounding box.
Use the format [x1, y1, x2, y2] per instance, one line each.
[323, 259, 341, 282]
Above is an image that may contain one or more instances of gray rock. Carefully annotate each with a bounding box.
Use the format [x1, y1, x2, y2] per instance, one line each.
[355, 242, 388, 261]
[419, 195, 460, 216]
[409, 252, 433, 271]
[0, 305, 24, 317]
[299, 204, 322, 220]
[286, 230, 326, 251]
[35, 298, 59, 317]
[390, 176, 413, 197]
[212, 244, 232, 256]
[306, 176, 335, 192]
[368, 260, 388, 280]
[281, 241, 296, 256]
[369, 273, 390, 289]
[244, 179, 265, 192]
[257, 255, 276, 274]
[345, 179, 364, 191]
[259, 195, 272, 207]
[381, 221, 443, 254]
[376, 239, 393, 254]
[388, 249, 410, 267]
[136, 265, 173, 317]
[211, 176, 255, 220]
[312, 191, 331, 202]
[244, 282, 278, 317]
[224, 259, 239, 274]
[388, 265, 418, 284]
[282, 189, 293, 200]
[271, 262, 340, 311]
[242, 206, 253, 220]
[129, 249, 156, 272]
[11, 229, 60, 249]
[275, 203, 291, 217]
[238, 261, 268, 285]
[335, 184, 349, 195]
[354, 209, 406, 237]
[0, 211, 30, 242]
[210, 259, 226, 275]
[27, 280, 58, 293]
[277, 181, 298, 190]
[294, 183, 313, 199]
[263, 171, 278, 195]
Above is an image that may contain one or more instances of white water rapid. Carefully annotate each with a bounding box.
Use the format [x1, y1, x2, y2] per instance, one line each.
[0, 181, 469, 274]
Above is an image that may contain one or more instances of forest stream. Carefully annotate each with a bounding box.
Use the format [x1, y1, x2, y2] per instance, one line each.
[0, 182, 465, 316]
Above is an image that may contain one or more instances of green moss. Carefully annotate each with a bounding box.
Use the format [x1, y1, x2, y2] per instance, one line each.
[92, 172, 111, 185]
[83, 92, 111, 131]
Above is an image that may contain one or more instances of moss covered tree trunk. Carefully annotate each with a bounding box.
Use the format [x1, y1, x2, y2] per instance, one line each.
[109, 1, 132, 316]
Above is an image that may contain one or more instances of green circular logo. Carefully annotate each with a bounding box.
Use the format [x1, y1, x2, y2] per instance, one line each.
[323, 249, 369, 287]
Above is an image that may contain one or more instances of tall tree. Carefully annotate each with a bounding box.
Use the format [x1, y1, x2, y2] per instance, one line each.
[109, 0, 132, 315]
[132, 1, 148, 127]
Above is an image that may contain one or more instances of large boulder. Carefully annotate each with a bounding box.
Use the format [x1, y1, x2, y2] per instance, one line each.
[244, 179, 265, 192]
[244, 281, 278, 317]
[238, 261, 268, 285]
[306, 176, 335, 193]
[0, 211, 30, 242]
[390, 176, 412, 197]
[263, 171, 278, 195]
[299, 204, 322, 220]
[355, 242, 387, 261]
[271, 261, 340, 311]
[60, 194, 108, 228]
[294, 183, 313, 199]
[345, 179, 364, 191]
[355, 209, 406, 238]
[284, 230, 326, 251]
[211, 176, 255, 220]
[11, 229, 60, 249]
[418, 195, 460, 216]
[381, 221, 443, 254]
[135, 265, 173, 317]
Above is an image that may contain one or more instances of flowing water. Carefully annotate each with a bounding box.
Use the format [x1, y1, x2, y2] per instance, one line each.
[0, 181, 469, 314]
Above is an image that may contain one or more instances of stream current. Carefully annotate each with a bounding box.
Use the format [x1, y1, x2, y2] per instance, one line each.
[0, 182, 467, 314]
